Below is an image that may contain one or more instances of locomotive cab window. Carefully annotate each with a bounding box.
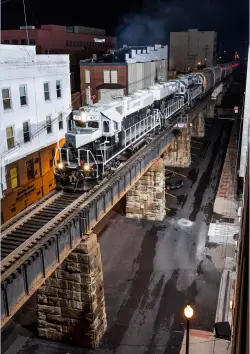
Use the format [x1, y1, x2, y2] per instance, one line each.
[88, 121, 99, 129]
[103, 121, 110, 133]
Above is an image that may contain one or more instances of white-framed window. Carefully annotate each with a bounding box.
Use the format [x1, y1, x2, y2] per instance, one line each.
[43, 82, 50, 101]
[10, 166, 18, 189]
[56, 80, 62, 98]
[85, 69, 90, 84]
[58, 112, 63, 130]
[6, 126, 15, 149]
[19, 85, 28, 106]
[103, 70, 110, 83]
[23, 121, 30, 143]
[2, 88, 12, 110]
[46, 115, 52, 134]
[111, 70, 118, 83]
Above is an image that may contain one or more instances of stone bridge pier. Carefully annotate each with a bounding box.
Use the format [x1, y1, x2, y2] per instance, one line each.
[216, 94, 222, 106]
[190, 110, 205, 138]
[206, 102, 215, 119]
[126, 158, 166, 221]
[163, 127, 191, 168]
[37, 232, 107, 348]
[126, 125, 192, 221]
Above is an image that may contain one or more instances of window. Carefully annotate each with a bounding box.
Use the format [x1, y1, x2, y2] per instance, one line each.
[85, 70, 90, 84]
[2, 88, 12, 110]
[6, 126, 14, 149]
[103, 121, 110, 132]
[12, 39, 18, 44]
[29, 39, 36, 45]
[26, 159, 35, 180]
[3, 40, 9, 44]
[21, 39, 28, 45]
[104, 70, 110, 83]
[44, 82, 50, 101]
[70, 41, 73, 47]
[19, 85, 28, 106]
[66, 40, 69, 47]
[10, 167, 18, 189]
[58, 113, 63, 129]
[23, 121, 30, 142]
[111, 70, 118, 84]
[46, 116, 52, 134]
[56, 80, 62, 98]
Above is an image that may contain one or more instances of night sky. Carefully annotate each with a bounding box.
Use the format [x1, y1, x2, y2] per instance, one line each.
[1, 0, 249, 59]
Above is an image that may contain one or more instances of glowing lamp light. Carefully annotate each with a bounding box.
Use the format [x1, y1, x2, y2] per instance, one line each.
[197, 61, 201, 65]
[57, 162, 64, 169]
[184, 305, 194, 319]
[83, 164, 90, 171]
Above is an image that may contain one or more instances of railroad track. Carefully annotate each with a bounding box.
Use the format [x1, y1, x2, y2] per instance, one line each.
[1, 191, 86, 267]
[0, 80, 228, 274]
[0, 121, 165, 275]
[1, 190, 58, 232]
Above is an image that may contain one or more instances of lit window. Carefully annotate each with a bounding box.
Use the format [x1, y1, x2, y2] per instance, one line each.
[23, 121, 30, 142]
[46, 116, 52, 134]
[6, 126, 15, 149]
[104, 70, 110, 83]
[10, 167, 18, 189]
[2, 88, 12, 110]
[56, 80, 62, 98]
[111, 70, 118, 84]
[19, 85, 28, 106]
[58, 113, 63, 130]
[44, 82, 50, 101]
[85, 70, 90, 84]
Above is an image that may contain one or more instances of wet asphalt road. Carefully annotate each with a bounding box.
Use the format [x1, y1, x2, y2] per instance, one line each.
[2, 118, 232, 354]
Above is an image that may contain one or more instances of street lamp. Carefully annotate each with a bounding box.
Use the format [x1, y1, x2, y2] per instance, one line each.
[184, 305, 194, 354]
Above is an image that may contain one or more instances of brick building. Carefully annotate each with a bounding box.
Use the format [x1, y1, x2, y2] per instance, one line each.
[1, 25, 116, 93]
[80, 44, 168, 105]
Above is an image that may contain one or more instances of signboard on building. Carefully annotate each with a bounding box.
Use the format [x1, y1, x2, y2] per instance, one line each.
[234, 106, 239, 114]
[94, 38, 105, 43]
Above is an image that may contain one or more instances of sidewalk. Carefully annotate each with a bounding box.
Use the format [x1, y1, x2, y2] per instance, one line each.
[179, 329, 232, 354]
[179, 255, 236, 354]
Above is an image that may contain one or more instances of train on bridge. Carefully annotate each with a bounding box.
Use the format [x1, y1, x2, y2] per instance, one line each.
[54, 63, 236, 191]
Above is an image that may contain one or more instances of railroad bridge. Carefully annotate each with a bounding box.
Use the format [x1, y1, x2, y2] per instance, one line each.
[1, 80, 231, 347]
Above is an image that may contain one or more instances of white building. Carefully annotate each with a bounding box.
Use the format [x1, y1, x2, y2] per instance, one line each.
[169, 29, 217, 72]
[0, 45, 71, 204]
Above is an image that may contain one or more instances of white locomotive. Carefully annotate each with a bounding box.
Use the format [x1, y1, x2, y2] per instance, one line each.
[54, 63, 235, 191]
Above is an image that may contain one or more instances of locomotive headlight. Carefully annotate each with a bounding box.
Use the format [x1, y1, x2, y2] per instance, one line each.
[83, 164, 90, 171]
[58, 162, 64, 169]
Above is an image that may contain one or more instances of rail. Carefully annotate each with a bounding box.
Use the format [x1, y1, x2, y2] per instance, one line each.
[0, 74, 234, 327]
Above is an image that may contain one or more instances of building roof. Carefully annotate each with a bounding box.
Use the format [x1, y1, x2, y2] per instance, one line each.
[80, 44, 168, 65]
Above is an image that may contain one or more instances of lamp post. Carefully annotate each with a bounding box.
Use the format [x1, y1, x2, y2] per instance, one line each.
[184, 305, 194, 354]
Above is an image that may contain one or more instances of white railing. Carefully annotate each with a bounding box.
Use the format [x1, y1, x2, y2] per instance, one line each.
[161, 97, 185, 121]
[104, 111, 161, 166]
[124, 111, 161, 148]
